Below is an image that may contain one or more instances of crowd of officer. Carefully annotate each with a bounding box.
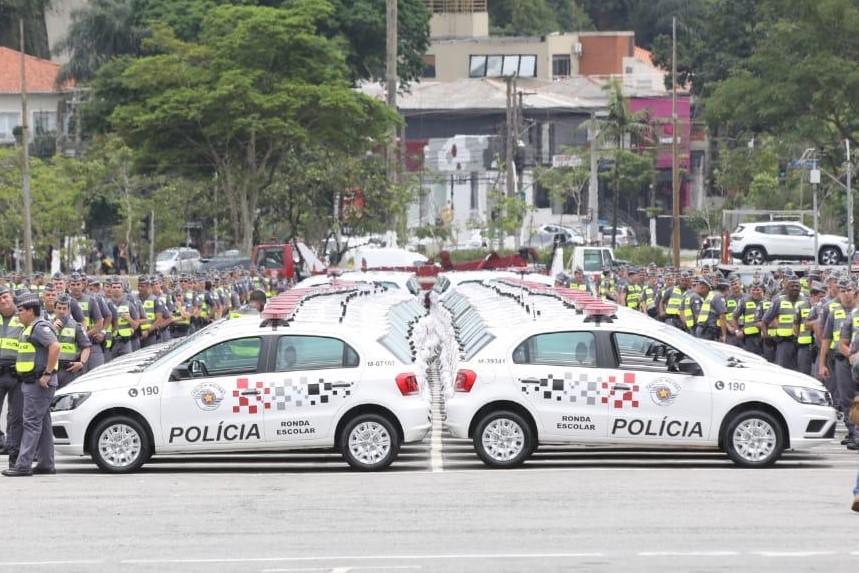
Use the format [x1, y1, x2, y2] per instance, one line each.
[558, 264, 859, 452]
[0, 268, 275, 475]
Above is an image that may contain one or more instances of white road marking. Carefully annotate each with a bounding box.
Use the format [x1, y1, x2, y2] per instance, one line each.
[262, 567, 420, 573]
[429, 369, 444, 473]
[0, 560, 103, 567]
[121, 552, 605, 565]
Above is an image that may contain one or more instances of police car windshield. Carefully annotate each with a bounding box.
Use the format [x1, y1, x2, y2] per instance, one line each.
[141, 319, 231, 371]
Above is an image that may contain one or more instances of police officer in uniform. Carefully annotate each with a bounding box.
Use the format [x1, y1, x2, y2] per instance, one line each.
[53, 295, 91, 388]
[819, 279, 854, 417]
[2, 293, 59, 476]
[795, 281, 825, 377]
[734, 281, 764, 356]
[695, 277, 728, 342]
[107, 277, 140, 359]
[762, 276, 803, 370]
[0, 287, 23, 455]
[837, 292, 859, 449]
[68, 273, 105, 370]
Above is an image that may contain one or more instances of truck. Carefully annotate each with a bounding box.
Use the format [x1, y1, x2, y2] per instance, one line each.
[567, 246, 616, 274]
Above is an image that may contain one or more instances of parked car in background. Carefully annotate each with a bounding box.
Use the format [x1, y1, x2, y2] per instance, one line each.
[527, 224, 586, 249]
[600, 226, 637, 246]
[730, 221, 852, 265]
[155, 247, 202, 275]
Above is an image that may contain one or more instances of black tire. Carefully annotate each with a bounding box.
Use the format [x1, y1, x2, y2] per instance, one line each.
[473, 410, 534, 468]
[819, 246, 842, 266]
[723, 409, 784, 468]
[340, 413, 400, 471]
[742, 247, 767, 265]
[89, 416, 151, 473]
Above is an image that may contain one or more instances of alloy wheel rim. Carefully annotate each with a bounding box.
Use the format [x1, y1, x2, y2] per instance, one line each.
[98, 423, 142, 468]
[348, 421, 391, 466]
[732, 418, 776, 462]
[482, 418, 525, 462]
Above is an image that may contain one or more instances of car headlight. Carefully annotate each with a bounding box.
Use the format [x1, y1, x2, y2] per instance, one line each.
[51, 392, 91, 412]
[782, 386, 831, 406]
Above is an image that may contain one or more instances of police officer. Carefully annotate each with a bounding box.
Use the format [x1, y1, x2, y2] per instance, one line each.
[724, 276, 743, 347]
[229, 289, 267, 317]
[659, 272, 684, 329]
[0, 286, 23, 456]
[149, 277, 174, 342]
[68, 273, 105, 370]
[735, 281, 765, 356]
[796, 281, 825, 377]
[2, 293, 59, 477]
[53, 294, 91, 388]
[819, 279, 854, 418]
[620, 268, 644, 311]
[762, 276, 803, 370]
[695, 277, 728, 342]
[569, 267, 589, 292]
[107, 276, 140, 359]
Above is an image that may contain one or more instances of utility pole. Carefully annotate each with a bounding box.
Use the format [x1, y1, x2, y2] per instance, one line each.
[505, 76, 515, 197]
[671, 16, 681, 269]
[148, 209, 155, 274]
[20, 19, 33, 275]
[810, 162, 820, 271]
[385, 0, 398, 187]
[847, 139, 854, 273]
[588, 111, 599, 244]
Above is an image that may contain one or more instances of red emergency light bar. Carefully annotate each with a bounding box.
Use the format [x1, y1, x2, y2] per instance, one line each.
[261, 284, 361, 322]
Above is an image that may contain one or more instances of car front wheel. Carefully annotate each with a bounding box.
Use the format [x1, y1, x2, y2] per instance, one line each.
[90, 416, 151, 473]
[723, 409, 784, 468]
[340, 413, 400, 471]
[473, 410, 533, 468]
[819, 247, 842, 265]
[742, 247, 767, 265]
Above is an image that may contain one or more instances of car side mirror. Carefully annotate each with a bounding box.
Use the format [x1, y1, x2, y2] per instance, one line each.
[677, 358, 702, 376]
[170, 364, 190, 381]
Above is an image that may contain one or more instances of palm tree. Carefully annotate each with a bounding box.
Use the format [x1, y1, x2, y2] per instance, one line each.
[54, 0, 145, 84]
[594, 80, 651, 248]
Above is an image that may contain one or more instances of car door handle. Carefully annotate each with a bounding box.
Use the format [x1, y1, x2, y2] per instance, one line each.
[611, 384, 631, 391]
[240, 389, 261, 396]
[521, 378, 541, 385]
[330, 383, 351, 388]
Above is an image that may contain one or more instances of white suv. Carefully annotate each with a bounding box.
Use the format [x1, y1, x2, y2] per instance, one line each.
[155, 247, 202, 275]
[730, 221, 851, 265]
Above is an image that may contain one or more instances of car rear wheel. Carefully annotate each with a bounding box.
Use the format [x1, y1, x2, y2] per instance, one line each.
[723, 410, 784, 468]
[742, 247, 767, 265]
[819, 247, 842, 265]
[473, 410, 533, 468]
[340, 413, 399, 471]
[90, 416, 150, 473]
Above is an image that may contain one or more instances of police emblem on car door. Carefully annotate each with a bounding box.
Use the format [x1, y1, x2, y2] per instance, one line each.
[607, 332, 711, 444]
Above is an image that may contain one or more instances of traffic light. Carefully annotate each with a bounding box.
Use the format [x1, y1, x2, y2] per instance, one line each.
[140, 213, 152, 242]
[778, 158, 789, 181]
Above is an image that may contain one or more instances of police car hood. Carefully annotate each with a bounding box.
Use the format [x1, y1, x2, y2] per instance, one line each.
[721, 360, 826, 390]
[62, 366, 144, 393]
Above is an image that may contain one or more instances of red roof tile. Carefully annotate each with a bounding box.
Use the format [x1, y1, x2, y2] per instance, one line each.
[633, 46, 653, 66]
[0, 46, 72, 93]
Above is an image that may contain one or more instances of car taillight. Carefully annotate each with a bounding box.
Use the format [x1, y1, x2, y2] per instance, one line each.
[454, 369, 477, 392]
[395, 373, 420, 396]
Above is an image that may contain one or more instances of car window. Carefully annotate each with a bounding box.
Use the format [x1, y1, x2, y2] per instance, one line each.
[262, 248, 284, 269]
[612, 332, 684, 373]
[783, 225, 806, 236]
[190, 336, 261, 376]
[275, 336, 359, 371]
[755, 225, 778, 235]
[512, 331, 596, 367]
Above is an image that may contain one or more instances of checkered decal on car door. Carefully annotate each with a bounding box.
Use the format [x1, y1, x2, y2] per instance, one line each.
[267, 379, 354, 410]
[520, 371, 639, 408]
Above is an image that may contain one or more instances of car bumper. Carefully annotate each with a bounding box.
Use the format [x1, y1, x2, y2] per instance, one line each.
[399, 399, 433, 443]
[444, 395, 473, 439]
[51, 409, 89, 456]
[785, 408, 837, 450]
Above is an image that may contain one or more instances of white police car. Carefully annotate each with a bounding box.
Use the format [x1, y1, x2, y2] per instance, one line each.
[51, 284, 432, 473]
[440, 279, 836, 468]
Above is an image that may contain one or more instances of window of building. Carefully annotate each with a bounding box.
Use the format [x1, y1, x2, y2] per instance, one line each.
[33, 111, 56, 135]
[552, 54, 571, 78]
[470, 55, 537, 78]
[0, 112, 20, 142]
[422, 55, 436, 79]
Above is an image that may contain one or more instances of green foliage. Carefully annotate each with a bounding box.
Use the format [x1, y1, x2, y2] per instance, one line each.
[615, 245, 670, 267]
[533, 149, 589, 218]
[107, 2, 399, 253]
[489, 0, 593, 35]
[746, 173, 782, 210]
[484, 187, 529, 249]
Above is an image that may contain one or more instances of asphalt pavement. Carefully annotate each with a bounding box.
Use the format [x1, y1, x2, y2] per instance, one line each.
[1, 429, 857, 573]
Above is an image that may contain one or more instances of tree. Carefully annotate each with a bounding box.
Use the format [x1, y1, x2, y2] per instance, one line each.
[54, 0, 146, 84]
[0, 0, 52, 58]
[533, 149, 589, 224]
[108, 3, 399, 254]
[704, 0, 859, 148]
[488, 0, 593, 35]
[593, 81, 652, 247]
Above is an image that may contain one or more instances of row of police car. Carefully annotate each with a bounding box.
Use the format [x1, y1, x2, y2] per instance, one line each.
[50, 270, 836, 472]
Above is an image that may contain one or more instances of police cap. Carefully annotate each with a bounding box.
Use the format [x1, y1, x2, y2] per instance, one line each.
[68, 272, 82, 282]
[810, 281, 826, 294]
[138, 275, 150, 285]
[837, 279, 855, 291]
[0, 286, 10, 297]
[695, 276, 712, 289]
[15, 292, 40, 309]
[87, 277, 101, 286]
[51, 272, 65, 281]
